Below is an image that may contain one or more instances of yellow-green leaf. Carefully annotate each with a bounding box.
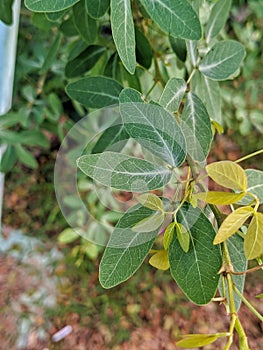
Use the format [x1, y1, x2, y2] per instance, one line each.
[211, 120, 224, 135]
[194, 191, 245, 205]
[132, 211, 164, 233]
[256, 293, 263, 298]
[176, 223, 190, 253]
[176, 333, 225, 348]
[244, 212, 263, 260]
[163, 222, 175, 250]
[206, 161, 247, 191]
[137, 193, 164, 211]
[149, 249, 170, 270]
[214, 206, 254, 244]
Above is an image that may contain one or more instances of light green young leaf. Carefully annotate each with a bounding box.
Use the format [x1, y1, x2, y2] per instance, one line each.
[120, 102, 186, 167]
[25, 0, 79, 12]
[132, 211, 164, 232]
[169, 203, 222, 305]
[205, 0, 232, 44]
[199, 40, 246, 81]
[85, 0, 109, 19]
[244, 212, 263, 260]
[77, 151, 172, 192]
[65, 45, 106, 78]
[73, 0, 97, 44]
[66, 76, 123, 108]
[206, 161, 248, 191]
[159, 78, 186, 113]
[137, 193, 164, 211]
[238, 169, 263, 205]
[175, 223, 190, 253]
[58, 228, 80, 243]
[191, 71, 222, 123]
[214, 206, 254, 244]
[219, 234, 247, 311]
[181, 92, 213, 162]
[139, 0, 201, 40]
[176, 333, 222, 348]
[99, 204, 160, 288]
[163, 222, 175, 250]
[149, 250, 170, 270]
[111, 0, 136, 74]
[194, 191, 245, 205]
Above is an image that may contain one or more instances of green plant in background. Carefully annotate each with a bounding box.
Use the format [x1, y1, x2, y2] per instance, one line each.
[1, 0, 263, 349]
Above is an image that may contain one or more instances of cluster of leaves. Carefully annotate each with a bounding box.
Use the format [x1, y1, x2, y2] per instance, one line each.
[2, 0, 263, 348]
[222, 0, 263, 138]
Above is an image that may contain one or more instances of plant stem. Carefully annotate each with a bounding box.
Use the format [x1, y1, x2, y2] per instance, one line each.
[235, 318, 249, 349]
[235, 148, 263, 163]
[233, 286, 263, 322]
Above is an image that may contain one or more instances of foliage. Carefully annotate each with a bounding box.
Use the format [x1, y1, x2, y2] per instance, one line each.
[1, 0, 263, 348]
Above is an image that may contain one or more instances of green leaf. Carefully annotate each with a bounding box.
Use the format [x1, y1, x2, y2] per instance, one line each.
[163, 222, 175, 250]
[137, 193, 164, 211]
[120, 102, 186, 167]
[65, 45, 106, 78]
[60, 16, 79, 37]
[111, 0, 136, 74]
[205, 0, 232, 44]
[0, 0, 14, 25]
[175, 223, 190, 253]
[181, 92, 213, 162]
[119, 87, 143, 103]
[25, 0, 79, 12]
[186, 40, 199, 66]
[256, 293, 263, 299]
[191, 71, 222, 124]
[0, 145, 17, 172]
[149, 250, 170, 270]
[40, 33, 62, 74]
[73, 0, 97, 43]
[199, 40, 246, 81]
[119, 65, 142, 91]
[177, 333, 223, 348]
[206, 161, 248, 191]
[159, 78, 186, 113]
[58, 228, 80, 243]
[15, 144, 38, 169]
[135, 27, 153, 69]
[85, 0, 109, 19]
[77, 151, 172, 192]
[20, 130, 49, 148]
[244, 212, 263, 260]
[66, 76, 123, 108]
[239, 169, 263, 205]
[99, 204, 160, 288]
[132, 211, 164, 232]
[45, 10, 66, 22]
[214, 206, 254, 244]
[194, 191, 245, 205]
[219, 234, 247, 311]
[139, 0, 201, 40]
[92, 123, 130, 153]
[169, 203, 222, 305]
[169, 36, 187, 62]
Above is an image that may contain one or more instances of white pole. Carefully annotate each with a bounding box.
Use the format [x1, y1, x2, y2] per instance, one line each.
[0, 0, 21, 228]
